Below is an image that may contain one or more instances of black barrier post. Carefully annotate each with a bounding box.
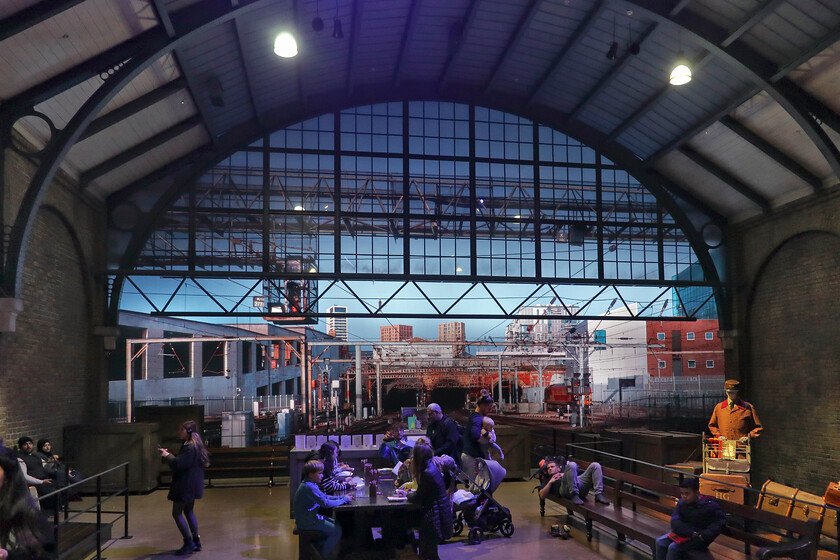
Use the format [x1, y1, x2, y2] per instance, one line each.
[96, 475, 102, 559]
[124, 463, 131, 538]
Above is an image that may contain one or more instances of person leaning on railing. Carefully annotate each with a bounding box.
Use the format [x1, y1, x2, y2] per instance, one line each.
[0, 442, 56, 560]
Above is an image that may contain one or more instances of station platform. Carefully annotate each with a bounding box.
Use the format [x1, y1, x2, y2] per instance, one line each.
[93, 479, 644, 560]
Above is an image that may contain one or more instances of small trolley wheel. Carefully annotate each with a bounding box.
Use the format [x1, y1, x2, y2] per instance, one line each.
[500, 519, 514, 538]
[453, 518, 464, 536]
[467, 527, 483, 545]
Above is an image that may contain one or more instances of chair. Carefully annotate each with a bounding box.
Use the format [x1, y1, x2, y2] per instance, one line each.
[293, 527, 326, 560]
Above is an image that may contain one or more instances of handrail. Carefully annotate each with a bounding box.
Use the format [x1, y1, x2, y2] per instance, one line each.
[564, 442, 840, 516]
[37, 462, 131, 560]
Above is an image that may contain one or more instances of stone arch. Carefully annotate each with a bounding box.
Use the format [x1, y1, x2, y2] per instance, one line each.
[746, 230, 840, 492]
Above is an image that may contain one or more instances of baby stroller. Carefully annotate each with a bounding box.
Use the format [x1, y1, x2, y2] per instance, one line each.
[452, 457, 514, 544]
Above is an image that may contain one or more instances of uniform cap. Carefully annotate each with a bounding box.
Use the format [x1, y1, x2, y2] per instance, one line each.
[724, 379, 740, 390]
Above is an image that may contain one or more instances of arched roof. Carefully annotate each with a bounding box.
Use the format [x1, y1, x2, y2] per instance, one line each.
[2, 0, 840, 282]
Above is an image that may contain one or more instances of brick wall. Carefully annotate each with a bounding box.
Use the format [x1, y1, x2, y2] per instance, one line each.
[0, 135, 106, 450]
[732, 192, 840, 494]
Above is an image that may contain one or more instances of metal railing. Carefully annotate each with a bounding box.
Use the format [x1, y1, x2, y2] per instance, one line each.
[108, 394, 299, 419]
[37, 462, 130, 560]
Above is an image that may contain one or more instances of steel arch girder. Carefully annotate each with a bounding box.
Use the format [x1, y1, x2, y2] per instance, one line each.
[614, 0, 840, 181]
[1, 0, 277, 297]
[106, 92, 726, 325]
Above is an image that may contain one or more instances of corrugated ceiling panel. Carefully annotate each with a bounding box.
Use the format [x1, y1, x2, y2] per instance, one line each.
[686, 122, 812, 200]
[494, 1, 593, 97]
[788, 43, 840, 115]
[655, 151, 759, 219]
[178, 21, 254, 135]
[733, 92, 835, 182]
[741, 1, 840, 66]
[350, 0, 410, 88]
[68, 101, 200, 171]
[67, 94, 199, 169]
[444, 0, 526, 87]
[685, 0, 754, 32]
[236, 3, 300, 116]
[401, 1, 471, 82]
[0, 0, 155, 99]
[89, 125, 209, 198]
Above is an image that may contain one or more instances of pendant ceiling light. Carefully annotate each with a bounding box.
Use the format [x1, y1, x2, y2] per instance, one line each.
[274, 32, 298, 58]
[670, 53, 691, 85]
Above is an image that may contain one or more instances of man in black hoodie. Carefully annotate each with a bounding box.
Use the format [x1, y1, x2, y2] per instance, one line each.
[655, 477, 726, 560]
[425, 403, 462, 466]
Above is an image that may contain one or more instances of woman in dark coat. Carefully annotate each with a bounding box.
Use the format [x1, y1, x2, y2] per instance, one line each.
[406, 443, 453, 560]
[0, 447, 56, 560]
[159, 421, 209, 555]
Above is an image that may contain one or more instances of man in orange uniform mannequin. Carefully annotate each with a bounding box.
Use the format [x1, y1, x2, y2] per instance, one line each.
[708, 380, 762, 442]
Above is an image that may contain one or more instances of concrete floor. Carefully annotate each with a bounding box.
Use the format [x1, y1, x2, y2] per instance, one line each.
[93, 480, 646, 560]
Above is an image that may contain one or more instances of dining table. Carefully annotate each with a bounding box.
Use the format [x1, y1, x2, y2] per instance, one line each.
[333, 476, 419, 557]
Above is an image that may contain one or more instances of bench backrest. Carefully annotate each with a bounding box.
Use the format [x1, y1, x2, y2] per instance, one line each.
[600, 463, 822, 555]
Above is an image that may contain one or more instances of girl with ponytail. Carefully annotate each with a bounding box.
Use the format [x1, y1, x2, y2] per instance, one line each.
[159, 421, 210, 555]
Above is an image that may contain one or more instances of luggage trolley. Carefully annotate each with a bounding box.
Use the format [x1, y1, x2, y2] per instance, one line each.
[702, 437, 751, 501]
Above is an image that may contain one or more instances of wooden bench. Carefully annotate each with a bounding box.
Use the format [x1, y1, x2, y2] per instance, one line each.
[540, 461, 822, 560]
[204, 446, 289, 487]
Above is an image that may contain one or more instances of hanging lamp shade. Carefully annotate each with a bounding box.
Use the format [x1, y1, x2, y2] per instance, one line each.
[670, 53, 691, 85]
[274, 32, 298, 58]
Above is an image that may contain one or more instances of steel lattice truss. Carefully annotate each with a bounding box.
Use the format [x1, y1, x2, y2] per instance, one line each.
[110, 103, 721, 319]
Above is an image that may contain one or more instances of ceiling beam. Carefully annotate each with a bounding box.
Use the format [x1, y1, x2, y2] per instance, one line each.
[645, 86, 758, 162]
[150, 0, 176, 38]
[78, 77, 187, 142]
[80, 115, 203, 184]
[623, 0, 840, 180]
[346, 0, 363, 95]
[527, 0, 607, 105]
[0, 0, 85, 43]
[1, 31, 162, 115]
[393, 0, 421, 88]
[678, 146, 771, 211]
[438, 0, 482, 90]
[232, 18, 263, 128]
[610, 51, 714, 137]
[773, 23, 840, 80]
[481, 0, 543, 93]
[721, 0, 785, 48]
[568, 22, 658, 123]
[719, 115, 822, 191]
[107, 143, 213, 202]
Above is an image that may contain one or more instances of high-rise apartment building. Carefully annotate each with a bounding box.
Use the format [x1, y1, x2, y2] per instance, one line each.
[326, 305, 348, 341]
[380, 324, 413, 342]
[438, 322, 466, 354]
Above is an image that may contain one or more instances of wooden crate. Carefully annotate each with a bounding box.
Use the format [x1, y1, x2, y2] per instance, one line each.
[757, 480, 797, 517]
[700, 473, 748, 504]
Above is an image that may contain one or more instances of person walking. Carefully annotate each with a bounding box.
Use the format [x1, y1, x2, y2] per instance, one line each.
[159, 421, 210, 555]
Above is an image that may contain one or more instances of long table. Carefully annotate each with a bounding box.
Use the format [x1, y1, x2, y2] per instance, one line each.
[289, 448, 383, 517]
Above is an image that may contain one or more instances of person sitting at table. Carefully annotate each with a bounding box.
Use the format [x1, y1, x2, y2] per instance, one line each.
[379, 423, 412, 467]
[293, 460, 354, 560]
[399, 443, 453, 560]
[317, 441, 359, 496]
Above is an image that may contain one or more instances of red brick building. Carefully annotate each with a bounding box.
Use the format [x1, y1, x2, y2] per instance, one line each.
[380, 324, 413, 342]
[646, 320, 724, 378]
